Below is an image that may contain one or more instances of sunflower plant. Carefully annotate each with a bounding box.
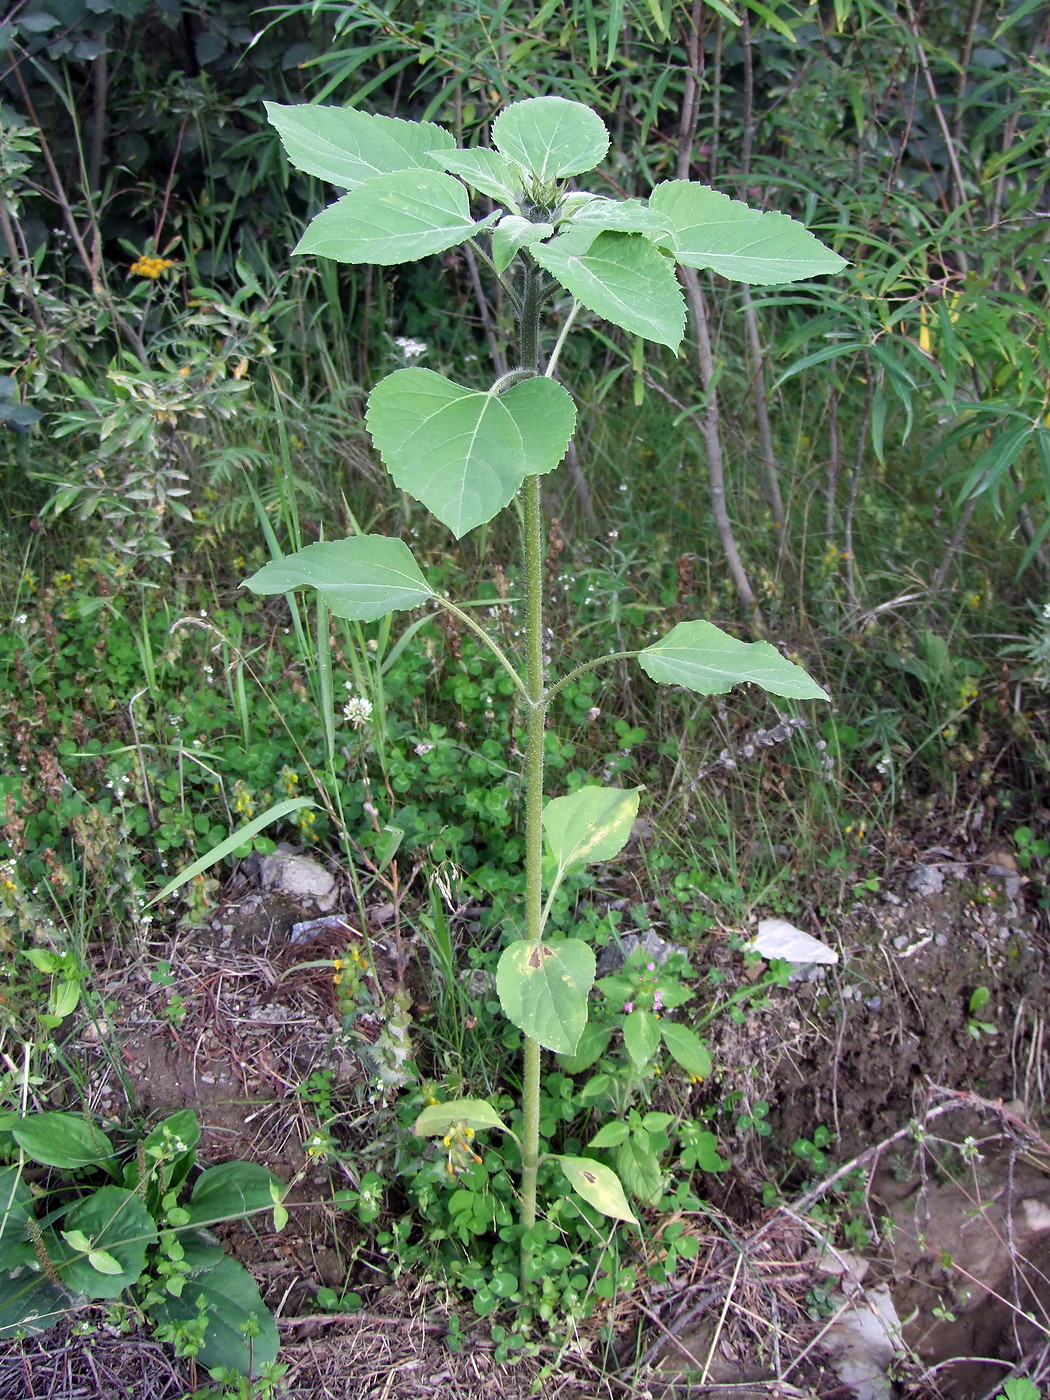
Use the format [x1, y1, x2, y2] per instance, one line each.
[244, 95, 842, 1284]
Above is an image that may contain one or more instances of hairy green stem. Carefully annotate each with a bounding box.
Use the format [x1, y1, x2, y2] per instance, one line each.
[543, 650, 639, 705]
[518, 259, 547, 1267]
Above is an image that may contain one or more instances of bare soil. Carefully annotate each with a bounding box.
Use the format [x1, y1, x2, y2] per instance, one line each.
[5, 848, 1048, 1399]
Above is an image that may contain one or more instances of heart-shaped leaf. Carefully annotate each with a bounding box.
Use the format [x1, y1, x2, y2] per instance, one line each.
[638, 621, 829, 700]
[295, 169, 498, 266]
[556, 1155, 637, 1223]
[542, 786, 641, 875]
[532, 230, 684, 350]
[243, 536, 433, 620]
[650, 181, 847, 285]
[367, 369, 576, 537]
[492, 97, 609, 180]
[265, 102, 454, 189]
[497, 939, 595, 1055]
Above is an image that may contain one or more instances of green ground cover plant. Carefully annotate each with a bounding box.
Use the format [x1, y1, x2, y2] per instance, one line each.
[0, 1106, 284, 1379]
[242, 92, 841, 1287]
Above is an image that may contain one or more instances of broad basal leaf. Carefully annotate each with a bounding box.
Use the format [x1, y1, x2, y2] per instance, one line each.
[295, 169, 498, 265]
[492, 96, 609, 181]
[556, 1155, 636, 1223]
[243, 536, 433, 620]
[12, 1113, 115, 1172]
[497, 939, 595, 1055]
[366, 369, 576, 538]
[638, 621, 830, 700]
[148, 1237, 279, 1376]
[265, 102, 454, 189]
[45, 1188, 156, 1299]
[184, 1162, 284, 1227]
[532, 230, 684, 351]
[413, 1099, 510, 1137]
[542, 785, 641, 874]
[431, 148, 522, 205]
[650, 181, 847, 285]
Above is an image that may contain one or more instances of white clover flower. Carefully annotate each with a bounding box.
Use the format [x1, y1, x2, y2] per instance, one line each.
[415, 742, 435, 756]
[343, 696, 373, 728]
[1042, 602, 1050, 620]
[394, 336, 427, 361]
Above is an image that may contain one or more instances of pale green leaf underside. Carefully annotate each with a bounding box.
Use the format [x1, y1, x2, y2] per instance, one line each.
[295, 169, 497, 265]
[556, 1155, 637, 1224]
[565, 197, 672, 243]
[492, 96, 609, 181]
[497, 939, 595, 1055]
[650, 181, 847, 285]
[265, 102, 454, 189]
[431, 148, 522, 205]
[491, 214, 554, 276]
[242, 536, 433, 620]
[413, 1099, 510, 1137]
[367, 369, 576, 538]
[638, 620, 830, 700]
[542, 785, 641, 873]
[532, 231, 684, 351]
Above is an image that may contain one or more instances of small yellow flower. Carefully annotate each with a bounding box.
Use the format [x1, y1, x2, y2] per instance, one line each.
[332, 958, 343, 971]
[130, 254, 177, 279]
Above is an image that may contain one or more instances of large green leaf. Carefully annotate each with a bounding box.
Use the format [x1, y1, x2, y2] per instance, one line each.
[491, 97, 609, 181]
[542, 785, 641, 874]
[413, 1099, 510, 1137]
[532, 230, 685, 350]
[243, 536, 433, 620]
[650, 181, 847, 285]
[12, 1113, 115, 1172]
[0, 1270, 73, 1339]
[638, 621, 829, 700]
[556, 1155, 636, 1223]
[265, 102, 454, 189]
[0, 1166, 32, 1268]
[45, 1187, 157, 1299]
[148, 1237, 278, 1376]
[431, 148, 522, 205]
[295, 170, 498, 266]
[496, 939, 595, 1055]
[184, 1162, 284, 1228]
[366, 369, 576, 538]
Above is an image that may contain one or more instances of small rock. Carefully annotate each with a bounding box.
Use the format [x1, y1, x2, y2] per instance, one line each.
[257, 843, 338, 911]
[597, 928, 688, 976]
[934, 932, 948, 947]
[907, 864, 944, 897]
